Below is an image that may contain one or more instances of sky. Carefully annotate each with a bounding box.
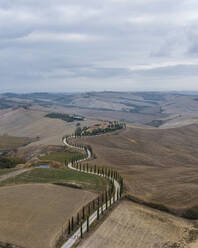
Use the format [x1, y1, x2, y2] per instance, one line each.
[0, 0, 198, 92]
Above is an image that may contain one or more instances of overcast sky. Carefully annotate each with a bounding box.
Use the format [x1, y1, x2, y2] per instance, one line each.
[0, 0, 198, 92]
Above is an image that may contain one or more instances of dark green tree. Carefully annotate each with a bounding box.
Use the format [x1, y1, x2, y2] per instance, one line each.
[106, 191, 108, 209]
[97, 206, 100, 220]
[77, 212, 80, 226]
[80, 221, 83, 238]
[71, 216, 74, 231]
[82, 207, 85, 220]
[87, 216, 89, 232]
[68, 220, 71, 235]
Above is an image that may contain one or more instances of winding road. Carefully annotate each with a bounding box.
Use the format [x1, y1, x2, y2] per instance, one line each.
[61, 136, 120, 248]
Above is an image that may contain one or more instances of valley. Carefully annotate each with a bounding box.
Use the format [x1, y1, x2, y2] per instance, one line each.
[1, 91, 198, 248]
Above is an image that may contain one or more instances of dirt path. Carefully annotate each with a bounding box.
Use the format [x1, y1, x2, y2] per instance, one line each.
[0, 168, 32, 183]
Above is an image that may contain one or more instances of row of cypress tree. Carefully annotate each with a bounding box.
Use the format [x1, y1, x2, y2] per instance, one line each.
[63, 134, 124, 240]
[67, 162, 123, 239]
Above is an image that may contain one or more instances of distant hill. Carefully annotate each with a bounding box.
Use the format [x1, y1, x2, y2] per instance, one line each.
[1, 91, 198, 127]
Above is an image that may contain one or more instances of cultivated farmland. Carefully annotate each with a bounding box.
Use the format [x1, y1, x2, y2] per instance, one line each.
[77, 124, 198, 218]
[0, 184, 96, 248]
[78, 200, 198, 248]
[0, 135, 33, 151]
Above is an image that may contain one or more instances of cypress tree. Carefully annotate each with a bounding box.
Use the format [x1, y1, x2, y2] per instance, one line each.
[105, 191, 108, 209]
[77, 213, 80, 226]
[102, 193, 104, 203]
[120, 178, 123, 194]
[87, 216, 89, 232]
[109, 190, 112, 207]
[97, 206, 99, 220]
[82, 207, 85, 220]
[97, 197, 100, 207]
[80, 222, 83, 238]
[68, 220, 71, 235]
[71, 216, 74, 231]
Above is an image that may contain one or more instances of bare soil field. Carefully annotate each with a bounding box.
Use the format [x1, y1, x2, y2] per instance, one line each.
[0, 107, 99, 162]
[0, 107, 98, 146]
[78, 125, 198, 218]
[78, 200, 198, 248]
[0, 135, 33, 151]
[0, 184, 96, 248]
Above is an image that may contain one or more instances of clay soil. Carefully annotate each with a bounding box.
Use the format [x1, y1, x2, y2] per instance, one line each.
[78, 125, 198, 218]
[0, 184, 96, 248]
[78, 200, 198, 248]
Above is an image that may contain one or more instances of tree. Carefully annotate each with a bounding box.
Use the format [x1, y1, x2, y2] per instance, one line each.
[109, 190, 112, 207]
[77, 212, 80, 226]
[120, 177, 123, 196]
[80, 221, 83, 238]
[82, 206, 85, 220]
[105, 191, 108, 209]
[75, 127, 82, 137]
[87, 216, 89, 232]
[97, 205, 100, 220]
[101, 193, 104, 203]
[71, 216, 74, 231]
[68, 220, 71, 235]
[97, 197, 100, 207]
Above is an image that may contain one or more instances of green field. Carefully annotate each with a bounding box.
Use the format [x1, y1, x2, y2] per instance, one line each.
[0, 168, 109, 192]
[0, 168, 17, 176]
[39, 151, 85, 164]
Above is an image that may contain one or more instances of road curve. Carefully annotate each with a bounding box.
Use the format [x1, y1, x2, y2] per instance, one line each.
[61, 137, 120, 248]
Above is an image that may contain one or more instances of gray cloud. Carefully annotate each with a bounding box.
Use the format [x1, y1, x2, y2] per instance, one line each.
[0, 0, 198, 92]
